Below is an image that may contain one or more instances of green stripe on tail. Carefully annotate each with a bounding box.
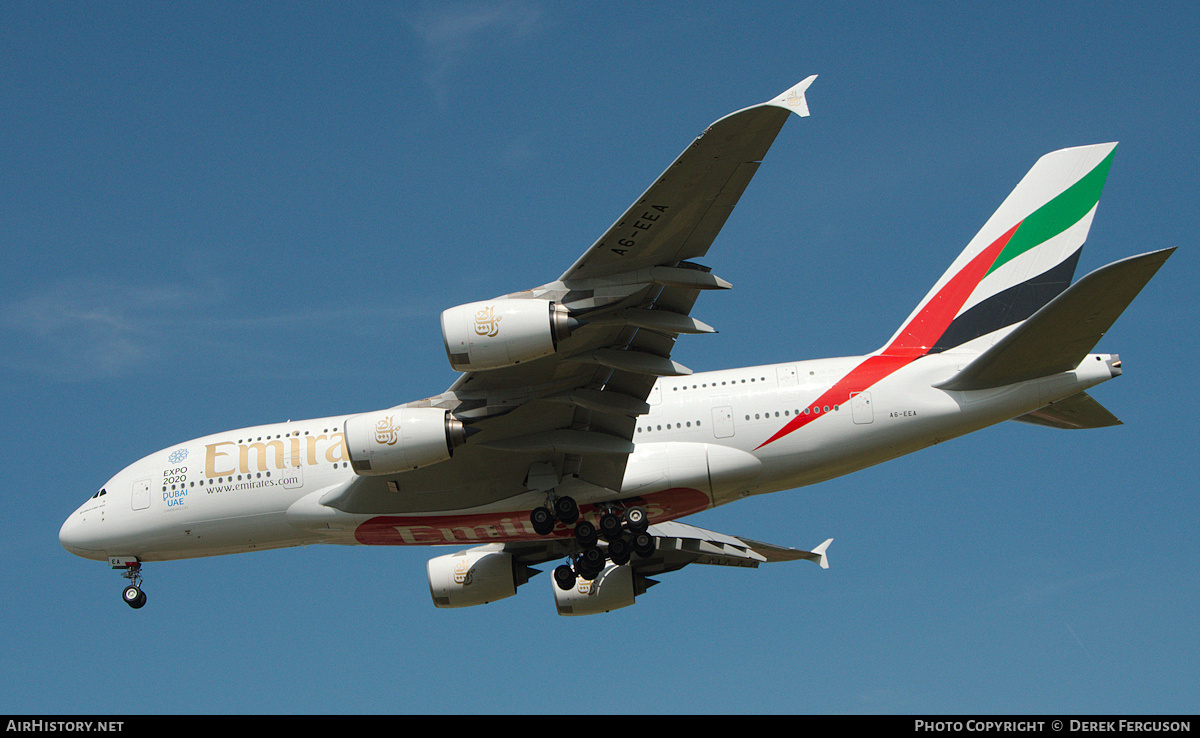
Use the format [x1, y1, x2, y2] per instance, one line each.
[986, 147, 1116, 277]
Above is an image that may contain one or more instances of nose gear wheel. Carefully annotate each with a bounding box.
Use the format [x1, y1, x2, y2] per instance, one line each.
[115, 561, 147, 609]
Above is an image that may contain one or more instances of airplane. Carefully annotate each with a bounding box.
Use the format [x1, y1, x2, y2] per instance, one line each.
[59, 76, 1173, 615]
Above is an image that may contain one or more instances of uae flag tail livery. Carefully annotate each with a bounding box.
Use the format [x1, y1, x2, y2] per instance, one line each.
[760, 143, 1172, 449]
[888, 142, 1119, 359]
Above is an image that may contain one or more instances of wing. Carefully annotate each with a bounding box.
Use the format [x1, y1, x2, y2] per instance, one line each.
[488, 521, 832, 572]
[559, 74, 818, 281]
[323, 77, 817, 515]
[638, 521, 831, 572]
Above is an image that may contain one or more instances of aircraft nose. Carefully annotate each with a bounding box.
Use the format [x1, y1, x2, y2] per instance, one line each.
[59, 512, 101, 559]
[59, 514, 82, 553]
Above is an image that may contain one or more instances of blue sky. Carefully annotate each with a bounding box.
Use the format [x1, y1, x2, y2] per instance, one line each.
[3, 1, 1197, 715]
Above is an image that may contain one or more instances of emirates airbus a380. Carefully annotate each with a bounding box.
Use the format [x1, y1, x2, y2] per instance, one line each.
[59, 77, 1172, 615]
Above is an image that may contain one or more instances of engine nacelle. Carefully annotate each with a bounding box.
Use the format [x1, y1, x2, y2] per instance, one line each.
[554, 564, 653, 616]
[427, 549, 536, 608]
[441, 299, 575, 372]
[344, 407, 467, 476]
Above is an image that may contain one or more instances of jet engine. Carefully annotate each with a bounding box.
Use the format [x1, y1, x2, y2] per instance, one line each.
[344, 407, 468, 475]
[553, 564, 656, 616]
[441, 299, 577, 372]
[427, 549, 538, 608]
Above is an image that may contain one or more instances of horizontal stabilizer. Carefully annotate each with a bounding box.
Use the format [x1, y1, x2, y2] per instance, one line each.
[937, 248, 1174, 391]
[1012, 391, 1123, 429]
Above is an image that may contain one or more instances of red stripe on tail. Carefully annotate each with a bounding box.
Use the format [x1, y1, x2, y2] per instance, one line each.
[756, 221, 1019, 450]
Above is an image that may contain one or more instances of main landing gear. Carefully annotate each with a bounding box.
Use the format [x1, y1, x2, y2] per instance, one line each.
[530, 500, 656, 591]
[112, 557, 147, 609]
[530, 494, 580, 535]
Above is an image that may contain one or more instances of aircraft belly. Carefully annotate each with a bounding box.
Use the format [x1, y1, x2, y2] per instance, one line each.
[352, 485, 712, 546]
[140, 513, 317, 561]
[337, 447, 540, 514]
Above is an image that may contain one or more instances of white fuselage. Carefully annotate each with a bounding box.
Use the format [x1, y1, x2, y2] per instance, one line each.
[59, 351, 1119, 563]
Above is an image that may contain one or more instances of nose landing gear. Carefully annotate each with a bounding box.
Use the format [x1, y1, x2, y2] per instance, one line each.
[110, 557, 146, 609]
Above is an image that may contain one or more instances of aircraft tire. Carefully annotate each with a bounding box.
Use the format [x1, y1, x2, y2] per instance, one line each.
[554, 564, 577, 591]
[530, 506, 555, 535]
[123, 585, 146, 609]
[623, 506, 648, 532]
[598, 512, 623, 541]
[574, 519, 598, 548]
[608, 534, 632, 565]
[633, 531, 655, 557]
[576, 560, 602, 581]
[579, 545, 606, 574]
[553, 496, 579, 525]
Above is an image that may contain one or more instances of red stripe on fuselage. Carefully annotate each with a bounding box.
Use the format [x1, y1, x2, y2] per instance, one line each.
[353, 487, 712, 546]
[756, 222, 1020, 450]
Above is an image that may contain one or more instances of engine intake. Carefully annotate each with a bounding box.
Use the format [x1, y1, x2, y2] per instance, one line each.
[428, 549, 538, 608]
[344, 407, 468, 476]
[441, 299, 576, 372]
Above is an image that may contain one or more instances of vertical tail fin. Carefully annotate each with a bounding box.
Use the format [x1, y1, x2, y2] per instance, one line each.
[881, 143, 1117, 357]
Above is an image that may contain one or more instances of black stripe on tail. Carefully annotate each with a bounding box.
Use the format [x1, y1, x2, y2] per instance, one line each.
[930, 248, 1082, 354]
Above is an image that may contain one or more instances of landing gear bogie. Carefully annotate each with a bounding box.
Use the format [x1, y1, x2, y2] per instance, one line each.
[574, 545, 607, 581]
[531, 493, 580, 535]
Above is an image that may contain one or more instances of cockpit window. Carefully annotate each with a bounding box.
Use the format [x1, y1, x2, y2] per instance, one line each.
[90, 488, 106, 499]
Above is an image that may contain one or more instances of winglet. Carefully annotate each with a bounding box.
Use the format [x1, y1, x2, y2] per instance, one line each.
[811, 538, 833, 569]
[769, 75, 818, 117]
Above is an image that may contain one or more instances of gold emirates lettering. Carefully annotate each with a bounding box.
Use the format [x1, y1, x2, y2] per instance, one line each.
[205, 433, 347, 477]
